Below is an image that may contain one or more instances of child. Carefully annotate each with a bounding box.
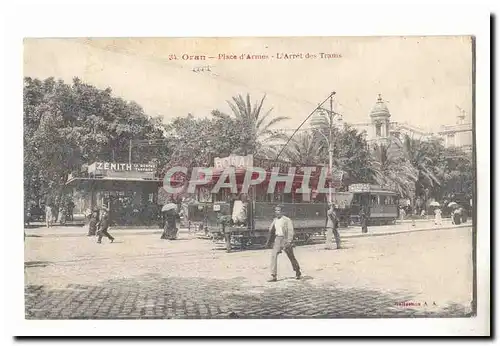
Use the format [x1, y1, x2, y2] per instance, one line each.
[434, 208, 442, 226]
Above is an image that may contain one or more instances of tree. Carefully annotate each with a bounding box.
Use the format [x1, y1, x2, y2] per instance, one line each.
[370, 140, 418, 199]
[24, 77, 167, 209]
[163, 112, 242, 169]
[215, 93, 290, 157]
[310, 114, 375, 186]
[282, 131, 321, 166]
[435, 146, 473, 201]
[400, 135, 442, 201]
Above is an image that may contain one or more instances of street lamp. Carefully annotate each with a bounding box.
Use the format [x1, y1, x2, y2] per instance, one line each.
[311, 92, 342, 204]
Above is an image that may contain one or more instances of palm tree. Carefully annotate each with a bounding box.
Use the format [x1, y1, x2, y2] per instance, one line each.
[370, 141, 418, 198]
[401, 134, 442, 200]
[215, 94, 290, 157]
[282, 131, 321, 166]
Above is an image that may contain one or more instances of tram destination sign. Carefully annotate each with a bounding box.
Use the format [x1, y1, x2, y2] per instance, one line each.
[348, 184, 384, 193]
[214, 154, 253, 169]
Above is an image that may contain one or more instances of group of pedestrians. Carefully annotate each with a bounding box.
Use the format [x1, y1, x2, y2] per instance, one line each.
[83, 202, 364, 282]
[43, 200, 75, 227]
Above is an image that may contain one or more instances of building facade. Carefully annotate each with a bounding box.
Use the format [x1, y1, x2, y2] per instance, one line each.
[279, 94, 473, 153]
[349, 94, 473, 151]
[437, 110, 473, 152]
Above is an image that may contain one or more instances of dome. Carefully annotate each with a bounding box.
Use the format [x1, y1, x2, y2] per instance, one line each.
[370, 94, 391, 118]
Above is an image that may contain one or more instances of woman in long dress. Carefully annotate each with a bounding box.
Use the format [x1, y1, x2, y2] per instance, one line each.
[434, 208, 442, 226]
[161, 203, 178, 240]
[45, 204, 53, 228]
[452, 207, 461, 225]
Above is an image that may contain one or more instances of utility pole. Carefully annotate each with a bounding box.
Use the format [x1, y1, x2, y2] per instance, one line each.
[328, 92, 335, 205]
[129, 139, 132, 165]
[274, 92, 337, 163]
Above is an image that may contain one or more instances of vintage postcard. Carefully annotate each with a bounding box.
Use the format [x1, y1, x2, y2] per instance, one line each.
[22, 36, 484, 334]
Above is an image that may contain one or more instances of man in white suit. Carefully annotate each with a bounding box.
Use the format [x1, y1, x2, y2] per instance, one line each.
[266, 205, 302, 282]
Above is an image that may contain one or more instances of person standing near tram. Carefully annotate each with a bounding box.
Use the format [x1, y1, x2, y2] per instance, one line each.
[325, 203, 341, 250]
[360, 205, 369, 234]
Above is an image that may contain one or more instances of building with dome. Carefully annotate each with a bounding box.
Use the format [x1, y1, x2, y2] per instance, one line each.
[349, 94, 434, 146]
[286, 94, 473, 153]
[346, 94, 473, 152]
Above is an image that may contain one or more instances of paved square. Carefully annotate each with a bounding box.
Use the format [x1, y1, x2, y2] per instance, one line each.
[24, 227, 474, 319]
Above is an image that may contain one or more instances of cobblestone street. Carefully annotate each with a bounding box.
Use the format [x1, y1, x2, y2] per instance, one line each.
[24, 226, 474, 319]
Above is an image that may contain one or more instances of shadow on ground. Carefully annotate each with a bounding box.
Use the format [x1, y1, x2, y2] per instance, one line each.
[25, 273, 472, 320]
[24, 261, 51, 268]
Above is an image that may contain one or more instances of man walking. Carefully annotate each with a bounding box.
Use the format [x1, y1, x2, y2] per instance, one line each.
[265, 205, 301, 282]
[97, 207, 115, 244]
[325, 203, 341, 250]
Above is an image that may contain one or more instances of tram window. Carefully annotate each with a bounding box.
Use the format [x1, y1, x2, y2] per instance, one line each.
[370, 195, 378, 205]
[379, 196, 386, 205]
[386, 196, 393, 204]
[353, 194, 361, 204]
[283, 193, 293, 203]
[302, 193, 311, 203]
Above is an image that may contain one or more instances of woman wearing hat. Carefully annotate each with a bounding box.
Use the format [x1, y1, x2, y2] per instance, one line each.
[161, 201, 179, 240]
[451, 205, 462, 225]
[88, 209, 99, 236]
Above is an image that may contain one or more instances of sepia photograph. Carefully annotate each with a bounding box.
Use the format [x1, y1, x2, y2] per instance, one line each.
[7, 2, 491, 335]
[22, 35, 478, 322]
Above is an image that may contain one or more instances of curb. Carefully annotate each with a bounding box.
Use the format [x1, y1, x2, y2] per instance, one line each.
[340, 223, 472, 239]
[25, 230, 163, 239]
[25, 223, 472, 240]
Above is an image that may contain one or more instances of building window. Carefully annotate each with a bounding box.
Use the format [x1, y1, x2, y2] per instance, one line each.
[447, 134, 455, 147]
[376, 123, 382, 137]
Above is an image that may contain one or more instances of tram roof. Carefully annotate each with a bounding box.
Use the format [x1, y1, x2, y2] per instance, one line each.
[351, 189, 398, 195]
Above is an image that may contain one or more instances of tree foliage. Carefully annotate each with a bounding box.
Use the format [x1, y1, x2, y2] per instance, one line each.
[24, 79, 473, 211]
[214, 93, 290, 157]
[24, 77, 166, 207]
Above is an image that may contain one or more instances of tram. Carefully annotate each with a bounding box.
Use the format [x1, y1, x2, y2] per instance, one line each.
[348, 183, 399, 225]
[177, 157, 345, 248]
[174, 156, 399, 249]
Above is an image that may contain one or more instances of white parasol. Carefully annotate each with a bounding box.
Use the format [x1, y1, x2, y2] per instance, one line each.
[447, 202, 458, 208]
[429, 201, 440, 207]
[162, 203, 178, 212]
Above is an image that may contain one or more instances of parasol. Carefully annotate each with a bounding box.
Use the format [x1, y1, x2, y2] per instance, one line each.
[447, 202, 458, 208]
[162, 203, 178, 212]
[429, 201, 440, 207]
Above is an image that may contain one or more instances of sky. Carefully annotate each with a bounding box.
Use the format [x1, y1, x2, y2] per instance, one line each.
[23, 36, 473, 133]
